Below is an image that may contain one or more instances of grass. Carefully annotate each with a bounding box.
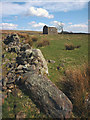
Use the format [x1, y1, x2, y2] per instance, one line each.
[57, 64, 89, 118]
[2, 90, 45, 118]
[2, 31, 89, 118]
[64, 43, 81, 50]
[33, 34, 88, 83]
[31, 36, 38, 42]
[37, 39, 50, 48]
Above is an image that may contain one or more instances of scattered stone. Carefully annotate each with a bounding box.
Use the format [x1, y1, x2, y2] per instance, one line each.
[48, 60, 55, 64]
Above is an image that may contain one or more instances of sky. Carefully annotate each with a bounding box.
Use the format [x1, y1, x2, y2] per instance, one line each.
[0, 0, 90, 33]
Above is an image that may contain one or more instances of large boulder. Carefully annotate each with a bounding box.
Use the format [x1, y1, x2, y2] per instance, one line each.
[19, 70, 73, 118]
[32, 49, 48, 75]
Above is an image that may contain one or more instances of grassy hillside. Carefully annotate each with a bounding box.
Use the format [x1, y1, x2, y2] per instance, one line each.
[33, 34, 88, 83]
[2, 31, 89, 118]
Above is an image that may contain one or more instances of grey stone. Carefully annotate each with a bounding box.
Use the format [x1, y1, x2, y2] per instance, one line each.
[17, 65, 24, 70]
[21, 71, 73, 118]
[7, 84, 14, 89]
[32, 49, 48, 75]
[2, 77, 8, 86]
[20, 44, 31, 51]
[4, 33, 20, 45]
[48, 60, 55, 64]
[25, 49, 32, 57]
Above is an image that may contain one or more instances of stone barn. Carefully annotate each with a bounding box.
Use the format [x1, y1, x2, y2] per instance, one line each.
[43, 25, 57, 34]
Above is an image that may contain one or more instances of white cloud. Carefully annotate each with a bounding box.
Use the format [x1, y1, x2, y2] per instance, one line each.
[25, 7, 54, 18]
[43, 2, 88, 12]
[28, 21, 46, 28]
[70, 24, 87, 28]
[51, 21, 65, 26]
[65, 23, 88, 32]
[0, 23, 18, 30]
[1, 0, 90, 2]
[0, 1, 89, 17]
[28, 21, 46, 31]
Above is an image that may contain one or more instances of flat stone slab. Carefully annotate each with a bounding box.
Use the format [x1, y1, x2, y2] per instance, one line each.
[21, 71, 73, 118]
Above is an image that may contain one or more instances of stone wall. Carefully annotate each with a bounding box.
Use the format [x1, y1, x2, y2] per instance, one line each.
[2, 33, 73, 118]
[48, 27, 58, 34]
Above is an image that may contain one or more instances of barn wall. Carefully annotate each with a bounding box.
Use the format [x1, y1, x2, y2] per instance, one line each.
[48, 27, 57, 34]
[43, 26, 57, 34]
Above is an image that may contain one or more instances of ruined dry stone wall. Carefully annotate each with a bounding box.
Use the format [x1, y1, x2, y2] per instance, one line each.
[2, 33, 73, 118]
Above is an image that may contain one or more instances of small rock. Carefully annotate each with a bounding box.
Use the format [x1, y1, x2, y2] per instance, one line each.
[20, 44, 31, 51]
[17, 65, 24, 70]
[7, 89, 12, 93]
[60, 63, 64, 67]
[25, 64, 30, 68]
[2, 86, 7, 91]
[16, 70, 24, 74]
[5, 48, 8, 52]
[7, 84, 14, 89]
[25, 49, 32, 56]
[7, 78, 15, 84]
[16, 111, 26, 118]
[24, 61, 27, 64]
[2, 77, 8, 86]
[7, 72, 12, 78]
[48, 60, 55, 64]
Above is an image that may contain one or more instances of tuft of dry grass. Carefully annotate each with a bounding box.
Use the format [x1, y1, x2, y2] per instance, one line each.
[17, 33, 28, 39]
[61, 64, 90, 117]
[31, 36, 38, 42]
[65, 43, 81, 50]
[25, 35, 33, 46]
[37, 39, 50, 48]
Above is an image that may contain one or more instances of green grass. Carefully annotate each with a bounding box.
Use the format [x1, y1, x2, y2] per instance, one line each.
[2, 89, 45, 118]
[33, 34, 88, 83]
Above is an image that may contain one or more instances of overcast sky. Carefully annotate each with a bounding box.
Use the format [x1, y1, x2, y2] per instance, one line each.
[0, 0, 89, 33]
